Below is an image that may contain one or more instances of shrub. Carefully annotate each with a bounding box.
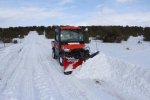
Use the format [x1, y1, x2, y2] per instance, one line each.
[3, 38, 12, 43]
[143, 27, 150, 41]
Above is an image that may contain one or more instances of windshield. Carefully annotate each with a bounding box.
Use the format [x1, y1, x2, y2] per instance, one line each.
[60, 30, 83, 42]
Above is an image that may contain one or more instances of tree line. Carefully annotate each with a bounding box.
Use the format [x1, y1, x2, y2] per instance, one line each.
[0, 25, 150, 43]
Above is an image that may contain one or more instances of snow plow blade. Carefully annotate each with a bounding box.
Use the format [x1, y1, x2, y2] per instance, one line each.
[84, 51, 100, 61]
[64, 58, 83, 75]
[89, 51, 99, 58]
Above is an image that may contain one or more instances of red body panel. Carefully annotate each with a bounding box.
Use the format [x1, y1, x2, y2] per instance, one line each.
[61, 43, 84, 52]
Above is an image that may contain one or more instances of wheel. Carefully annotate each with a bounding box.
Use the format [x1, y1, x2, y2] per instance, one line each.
[52, 49, 57, 59]
[59, 56, 64, 66]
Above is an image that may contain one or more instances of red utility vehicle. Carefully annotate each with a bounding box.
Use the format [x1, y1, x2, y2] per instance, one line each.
[51, 26, 99, 75]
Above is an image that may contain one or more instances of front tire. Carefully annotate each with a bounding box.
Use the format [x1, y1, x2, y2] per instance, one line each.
[59, 56, 64, 66]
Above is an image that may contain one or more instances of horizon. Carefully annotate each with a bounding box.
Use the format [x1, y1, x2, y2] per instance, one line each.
[0, 25, 149, 29]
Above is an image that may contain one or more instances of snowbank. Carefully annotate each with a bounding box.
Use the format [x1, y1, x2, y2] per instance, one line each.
[75, 53, 150, 100]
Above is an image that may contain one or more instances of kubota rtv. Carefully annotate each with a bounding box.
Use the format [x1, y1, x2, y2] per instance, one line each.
[51, 26, 99, 75]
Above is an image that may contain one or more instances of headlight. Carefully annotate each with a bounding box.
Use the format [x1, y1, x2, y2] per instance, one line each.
[64, 48, 70, 52]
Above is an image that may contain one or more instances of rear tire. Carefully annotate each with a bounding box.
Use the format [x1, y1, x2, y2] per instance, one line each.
[59, 56, 64, 66]
[52, 49, 57, 59]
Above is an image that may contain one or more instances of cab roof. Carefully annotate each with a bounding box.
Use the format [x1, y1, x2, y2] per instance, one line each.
[60, 26, 81, 30]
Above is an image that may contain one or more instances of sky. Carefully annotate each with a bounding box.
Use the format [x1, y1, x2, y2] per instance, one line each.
[0, 0, 150, 27]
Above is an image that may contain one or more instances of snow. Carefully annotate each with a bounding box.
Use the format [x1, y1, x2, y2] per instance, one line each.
[75, 53, 150, 100]
[0, 37, 24, 49]
[0, 31, 119, 100]
[0, 31, 149, 100]
[88, 36, 150, 68]
[75, 36, 150, 100]
[0, 43, 13, 49]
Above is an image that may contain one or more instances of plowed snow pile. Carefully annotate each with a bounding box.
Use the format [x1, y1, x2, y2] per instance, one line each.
[75, 53, 150, 100]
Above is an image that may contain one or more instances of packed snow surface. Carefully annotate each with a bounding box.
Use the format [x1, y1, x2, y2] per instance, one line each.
[0, 31, 150, 100]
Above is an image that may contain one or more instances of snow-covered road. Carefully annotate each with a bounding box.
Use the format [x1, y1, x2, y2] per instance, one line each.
[0, 32, 119, 100]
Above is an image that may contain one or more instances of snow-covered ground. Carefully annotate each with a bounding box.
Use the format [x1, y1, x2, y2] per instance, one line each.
[0, 31, 149, 100]
[0, 42, 13, 49]
[0, 38, 24, 49]
[76, 36, 150, 100]
[88, 36, 150, 68]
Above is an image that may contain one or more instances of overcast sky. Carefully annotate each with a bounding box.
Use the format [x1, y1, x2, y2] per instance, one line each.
[0, 0, 150, 27]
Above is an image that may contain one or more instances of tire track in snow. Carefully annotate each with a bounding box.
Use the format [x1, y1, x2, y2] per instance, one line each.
[0, 44, 29, 100]
[0, 41, 37, 100]
[19, 43, 36, 100]
[0, 45, 24, 89]
[32, 42, 64, 100]
[0, 44, 23, 79]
